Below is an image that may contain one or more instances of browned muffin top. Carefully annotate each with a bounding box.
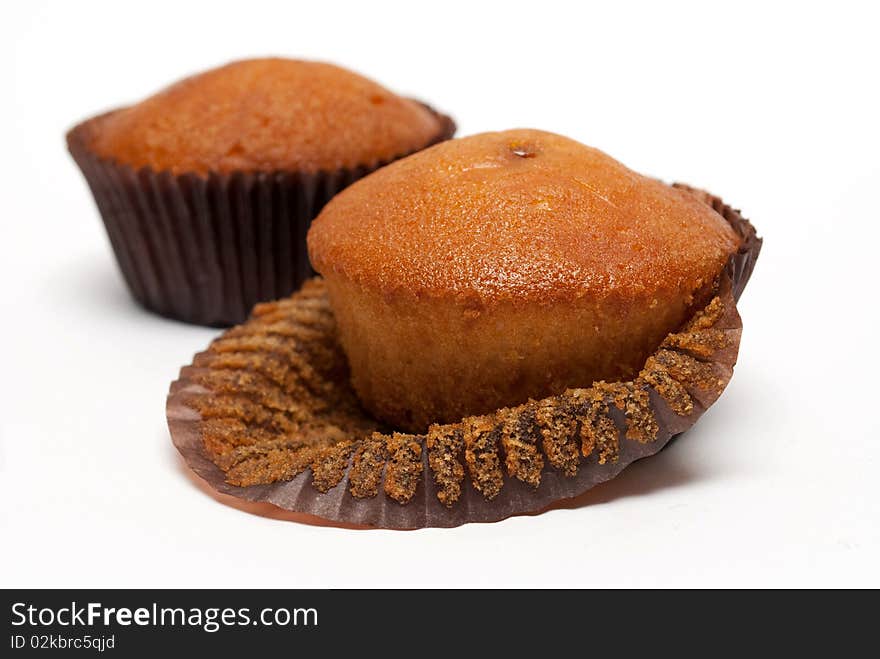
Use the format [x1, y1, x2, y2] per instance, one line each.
[87, 58, 446, 175]
[308, 129, 740, 305]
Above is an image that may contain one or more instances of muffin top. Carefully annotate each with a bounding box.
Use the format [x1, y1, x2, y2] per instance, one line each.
[308, 129, 740, 305]
[86, 58, 447, 175]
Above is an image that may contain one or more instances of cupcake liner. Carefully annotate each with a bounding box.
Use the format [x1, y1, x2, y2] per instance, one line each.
[67, 105, 456, 327]
[166, 187, 761, 528]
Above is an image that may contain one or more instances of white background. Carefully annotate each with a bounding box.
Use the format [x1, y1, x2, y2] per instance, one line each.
[2, 0, 878, 588]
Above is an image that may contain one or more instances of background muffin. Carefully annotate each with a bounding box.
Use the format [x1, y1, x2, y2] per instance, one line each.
[308, 129, 740, 431]
[68, 58, 455, 326]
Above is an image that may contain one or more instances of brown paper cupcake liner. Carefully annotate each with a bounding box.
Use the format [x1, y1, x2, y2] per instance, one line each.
[67, 104, 456, 327]
[167, 186, 761, 528]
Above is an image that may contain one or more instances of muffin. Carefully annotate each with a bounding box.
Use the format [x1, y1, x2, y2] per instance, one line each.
[168, 188, 760, 526]
[67, 58, 455, 326]
[308, 129, 741, 432]
[168, 133, 760, 527]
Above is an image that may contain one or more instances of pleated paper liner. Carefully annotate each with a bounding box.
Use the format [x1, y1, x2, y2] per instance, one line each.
[167, 187, 761, 528]
[67, 104, 456, 327]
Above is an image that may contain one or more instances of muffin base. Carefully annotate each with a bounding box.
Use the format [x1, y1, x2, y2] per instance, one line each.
[166, 187, 761, 528]
[67, 104, 456, 326]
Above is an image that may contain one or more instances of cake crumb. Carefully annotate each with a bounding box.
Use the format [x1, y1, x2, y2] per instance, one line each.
[311, 440, 354, 492]
[654, 349, 726, 394]
[641, 357, 694, 416]
[225, 443, 317, 487]
[663, 328, 730, 359]
[463, 416, 505, 499]
[604, 381, 659, 443]
[348, 434, 388, 498]
[426, 425, 466, 507]
[534, 398, 580, 476]
[567, 388, 620, 464]
[499, 405, 544, 487]
[384, 433, 423, 503]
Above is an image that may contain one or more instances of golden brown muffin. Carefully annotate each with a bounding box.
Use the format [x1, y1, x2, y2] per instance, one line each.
[88, 57, 447, 175]
[68, 57, 454, 326]
[308, 129, 740, 431]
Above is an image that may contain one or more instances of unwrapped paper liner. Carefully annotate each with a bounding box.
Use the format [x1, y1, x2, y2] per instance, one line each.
[167, 186, 761, 528]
